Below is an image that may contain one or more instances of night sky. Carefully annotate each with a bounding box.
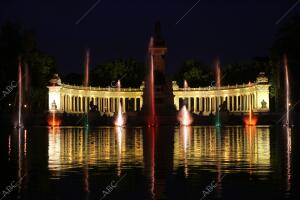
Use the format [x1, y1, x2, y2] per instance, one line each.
[1, 0, 300, 75]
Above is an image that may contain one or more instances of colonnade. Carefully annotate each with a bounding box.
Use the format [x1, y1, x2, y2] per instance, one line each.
[49, 73, 270, 115]
[175, 94, 256, 113]
[62, 95, 143, 113]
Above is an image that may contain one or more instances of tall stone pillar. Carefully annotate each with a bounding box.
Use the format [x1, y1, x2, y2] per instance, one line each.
[140, 97, 143, 110]
[232, 96, 235, 111]
[122, 98, 126, 112]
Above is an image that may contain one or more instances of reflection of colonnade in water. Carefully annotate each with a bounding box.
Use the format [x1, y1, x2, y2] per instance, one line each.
[48, 128, 144, 172]
[173, 126, 272, 176]
[45, 126, 293, 199]
[143, 127, 175, 200]
[48, 127, 144, 199]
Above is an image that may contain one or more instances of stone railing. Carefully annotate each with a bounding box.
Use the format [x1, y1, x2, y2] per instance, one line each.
[61, 84, 142, 92]
[174, 83, 256, 91]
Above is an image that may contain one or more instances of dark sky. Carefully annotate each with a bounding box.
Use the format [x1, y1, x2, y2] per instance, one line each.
[1, 0, 300, 75]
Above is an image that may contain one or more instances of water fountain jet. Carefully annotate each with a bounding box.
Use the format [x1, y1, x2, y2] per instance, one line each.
[83, 49, 90, 127]
[114, 102, 125, 127]
[114, 80, 125, 126]
[178, 80, 193, 126]
[16, 60, 23, 128]
[244, 91, 257, 126]
[148, 38, 156, 127]
[283, 55, 290, 127]
[215, 59, 221, 127]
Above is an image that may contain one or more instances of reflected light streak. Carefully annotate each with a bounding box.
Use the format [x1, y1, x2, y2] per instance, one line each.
[151, 127, 155, 200]
[246, 126, 257, 175]
[84, 127, 90, 196]
[216, 127, 223, 198]
[173, 126, 271, 174]
[180, 126, 191, 177]
[8, 135, 11, 161]
[286, 127, 292, 192]
[17, 128, 22, 196]
[116, 127, 123, 176]
[24, 129, 27, 156]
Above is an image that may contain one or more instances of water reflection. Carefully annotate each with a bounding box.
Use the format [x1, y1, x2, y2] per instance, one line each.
[4, 126, 295, 200]
[7, 128, 28, 198]
[285, 127, 292, 195]
[48, 127, 144, 173]
[179, 126, 191, 177]
[174, 126, 271, 175]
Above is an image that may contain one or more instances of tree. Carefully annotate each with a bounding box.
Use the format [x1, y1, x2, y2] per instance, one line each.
[90, 58, 145, 88]
[0, 22, 57, 112]
[271, 15, 300, 111]
[222, 58, 270, 85]
[173, 60, 213, 87]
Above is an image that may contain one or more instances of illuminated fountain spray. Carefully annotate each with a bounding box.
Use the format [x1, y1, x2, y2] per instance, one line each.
[178, 80, 193, 126]
[215, 59, 221, 127]
[183, 80, 188, 89]
[148, 38, 156, 126]
[215, 60, 221, 88]
[17, 60, 23, 128]
[83, 49, 90, 127]
[244, 82, 257, 126]
[84, 49, 90, 88]
[116, 79, 121, 89]
[114, 80, 125, 126]
[284, 55, 290, 127]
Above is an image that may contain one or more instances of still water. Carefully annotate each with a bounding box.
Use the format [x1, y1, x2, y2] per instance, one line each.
[0, 126, 298, 200]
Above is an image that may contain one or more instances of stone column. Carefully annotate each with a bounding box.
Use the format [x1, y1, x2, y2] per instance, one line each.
[208, 98, 211, 113]
[248, 95, 250, 111]
[250, 94, 253, 109]
[254, 94, 257, 109]
[78, 97, 80, 112]
[235, 96, 238, 111]
[85, 97, 87, 112]
[226, 96, 229, 111]
[70, 96, 72, 112]
[98, 98, 100, 111]
[210, 97, 212, 112]
[74, 97, 76, 112]
[112, 98, 114, 112]
[211, 97, 213, 112]
[245, 95, 247, 111]
[240, 95, 242, 111]
[216, 97, 218, 111]
[68, 96, 71, 112]
[65, 96, 68, 112]
[140, 97, 143, 110]
[200, 98, 203, 112]
[134, 98, 136, 111]
[122, 98, 125, 112]
[109, 98, 111, 113]
[79, 97, 82, 112]
[103, 98, 105, 112]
